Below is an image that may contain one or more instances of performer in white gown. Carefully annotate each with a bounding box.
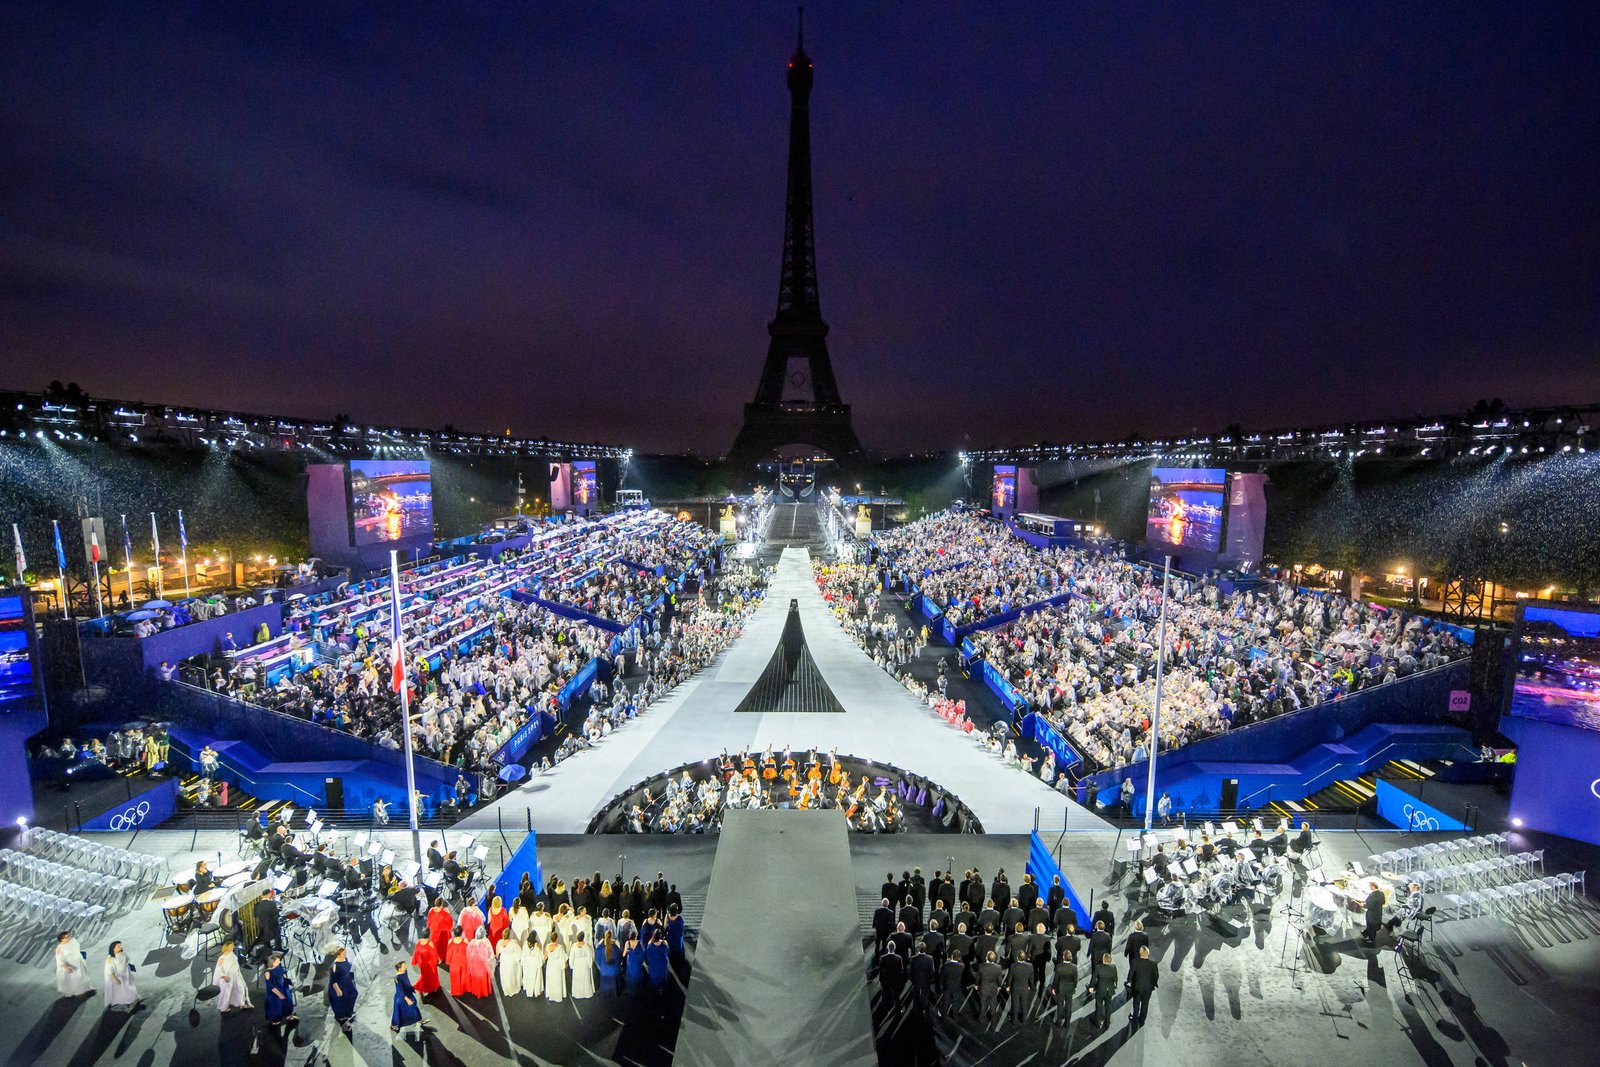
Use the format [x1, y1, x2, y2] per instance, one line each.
[103, 942, 141, 1011]
[213, 942, 252, 1012]
[530, 905, 552, 948]
[519, 933, 543, 997]
[573, 907, 594, 949]
[55, 932, 92, 996]
[568, 933, 595, 999]
[544, 941, 568, 1003]
[497, 935, 523, 995]
[553, 904, 576, 948]
[509, 902, 531, 945]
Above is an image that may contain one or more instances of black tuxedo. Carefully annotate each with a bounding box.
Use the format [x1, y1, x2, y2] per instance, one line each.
[1027, 906, 1051, 933]
[1127, 957, 1159, 1026]
[1046, 883, 1065, 917]
[923, 929, 945, 964]
[938, 958, 966, 1015]
[872, 906, 895, 954]
[1017, 882, 1039, 915]
[878, 951, 906, 1005]
[882, 880, 902, 908]
[977, 961, 1005, 1018]
[899, 904, 923, 935]
[1089, 929, 1112, 961]
[1007, 960, 1035, 1020]
[1092, 907, 1116, 938]
[889, 930, 914, 959]
[1123, 929, 1150, 966]
[909, 951, 937, 1011]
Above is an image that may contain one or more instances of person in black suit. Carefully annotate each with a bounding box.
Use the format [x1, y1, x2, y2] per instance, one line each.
[974, 924, 999, 968]
[878, 943, 906, 1012]
[1006, 953, 1035, 1021]
[872, 898, 895, 957]
[426, 841, 445, 870]
[1092, 903, 1116, 939]
[1362, 886, 1387, 946]
[1088, 920, 1112, 963]
[909, 942, 937, 1016]
[1028, 923, 1052, 988]
[990, 870, 1010, 912]
[923, 918, 946, 965]
[910, 868, 927, 913]
[1122, 918, 1149, 969]
[978, 900, 1000, 933]
[1046, 876, 1066, 923]
[977, 951, 1005, 1020]
[964, 872, 985, 913]
[253, 888, 284, 953]
[1027, 899, 1051, 935]
[1292, 823, 1314, 856]
[1056, 920, 1081, 963]
[948, 922, 974, 974]
[1017, 875, 1039, 916]
[1126, 945, 1159, 1028]
[882, 873, 902, 909]
[1003, 922, 1028, 966]
[1051, 950, 1078, 1027]
[342, 858, 368, 892]
[939, 948, 966, 1018]
[1001, 899, 1024, 936]
[1088, 952, 1118, 1031]
[888, 922, 914, 960]
[899, 899, 923, 936]
[929, 902, 951, 936]
[936, 874, 957, 914]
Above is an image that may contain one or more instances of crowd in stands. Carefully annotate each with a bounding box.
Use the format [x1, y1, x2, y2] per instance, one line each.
[246, 596, 611, 775]
[538, 519, 720, 626]
[555, 561, 768, 767]
[970, 560, 1469, 773]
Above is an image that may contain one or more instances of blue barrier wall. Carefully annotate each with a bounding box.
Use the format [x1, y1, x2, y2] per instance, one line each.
[1025, 831, 1090, 927]
[484, 831, 542, 910]
[1503, 716, 1600, 847]
[1372, 778, 1470, 832]
[1021, 714, 1083, 771]
[80, 777, 180, 832]
[158, 683, 457, 807]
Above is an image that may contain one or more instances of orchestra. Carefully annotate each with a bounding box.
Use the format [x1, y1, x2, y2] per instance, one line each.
[613, 749, 915, 834]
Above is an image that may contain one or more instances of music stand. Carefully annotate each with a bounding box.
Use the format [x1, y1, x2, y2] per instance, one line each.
[272, 874, 292, 894]
[380, 849, 395, 867]
[471, 845, 488, 864]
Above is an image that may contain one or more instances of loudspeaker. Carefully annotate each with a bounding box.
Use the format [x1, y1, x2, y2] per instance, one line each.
[1206, 912, 1242, 938]
[324, 777, 345, 811]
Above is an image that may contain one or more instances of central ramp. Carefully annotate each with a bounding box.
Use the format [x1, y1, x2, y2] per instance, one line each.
[676, 809, 875, 1067]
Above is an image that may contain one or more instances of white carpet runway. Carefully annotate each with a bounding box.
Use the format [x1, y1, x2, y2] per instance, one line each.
[458, 547, 1111, 834]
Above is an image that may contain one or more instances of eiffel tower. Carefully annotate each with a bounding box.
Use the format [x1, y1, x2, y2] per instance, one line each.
[727, 11, 863, 468]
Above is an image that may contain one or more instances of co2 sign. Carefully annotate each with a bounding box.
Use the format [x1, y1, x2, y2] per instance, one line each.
[1447, 690, 1471, 713]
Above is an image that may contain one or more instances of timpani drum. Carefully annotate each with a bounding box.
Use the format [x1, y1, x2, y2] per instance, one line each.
[163, 893, 194, 930]
[196, 887, 227, 920]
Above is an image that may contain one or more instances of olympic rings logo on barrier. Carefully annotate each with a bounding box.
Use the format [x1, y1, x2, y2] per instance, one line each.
[1590, 778, 1600, 800]
[1401, 803, 1440, 832]
[107, 801, 152, 832]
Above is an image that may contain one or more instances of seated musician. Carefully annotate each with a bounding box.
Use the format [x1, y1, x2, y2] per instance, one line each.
[1248, 830, 1269, 858]
[244, 816, 267, 842]
[1156, 878, 1186, 912]
[343, 857, 369, 892]
[1291, 822, 1314, 855]
[191, 860, 218, 895]
[1198, 835, 1216, 864]
[1151, 844, 1171, 879]
[441, 851, 466, 894]
[1216, 833, 1239, 857]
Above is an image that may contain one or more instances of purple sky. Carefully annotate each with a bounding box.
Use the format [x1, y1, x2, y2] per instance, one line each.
[2, 3, 1597, 454]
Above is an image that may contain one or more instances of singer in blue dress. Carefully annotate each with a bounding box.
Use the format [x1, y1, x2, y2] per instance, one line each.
[263, 956, 296, 1027]
[327, 948, 358, 1032]
[391, 963, 422, 1034]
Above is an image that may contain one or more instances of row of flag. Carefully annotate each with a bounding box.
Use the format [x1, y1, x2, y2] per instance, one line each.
[9, 510, 189, 582]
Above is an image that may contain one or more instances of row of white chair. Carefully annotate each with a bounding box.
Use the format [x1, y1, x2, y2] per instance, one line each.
[1441, 870, 1587, 921]
[0, 849, 141, 909]
[0, 881, 111, 956]
[23, 828, 167, 886]
[1406, 851, 1544, 895]
[1369, 833, 1508, 874]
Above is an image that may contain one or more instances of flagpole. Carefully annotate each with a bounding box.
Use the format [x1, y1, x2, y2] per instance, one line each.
[391, 549, 422, 867]
[178, 509, 192, 597]
[11, 523, 25, 586]
[53, 519, 71, 620]
[150, 512, 163, 599]
[1143, 554, 1172, 833]
[91, 531, 103, 618]
[121, 514, 134, 605]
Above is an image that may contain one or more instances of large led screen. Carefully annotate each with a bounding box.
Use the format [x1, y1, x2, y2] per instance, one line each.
[573, 460, 598, 511]
[1509, 604, 1600, 731]
[0, 595, 37, 713]
[991, 464, 1017, 513]
[348, 460, 434, 546]
[1146, 467, 1226, 552]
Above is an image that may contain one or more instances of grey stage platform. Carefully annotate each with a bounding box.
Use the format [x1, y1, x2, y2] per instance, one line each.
[676, 809, 876, 1067]
[461, 547, 1110, 834]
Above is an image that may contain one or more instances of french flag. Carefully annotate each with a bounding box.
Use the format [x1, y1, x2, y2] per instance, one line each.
[90, 528, 101, 564]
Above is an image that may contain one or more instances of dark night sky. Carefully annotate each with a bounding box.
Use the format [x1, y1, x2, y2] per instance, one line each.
[2, 3, 1597, 454]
